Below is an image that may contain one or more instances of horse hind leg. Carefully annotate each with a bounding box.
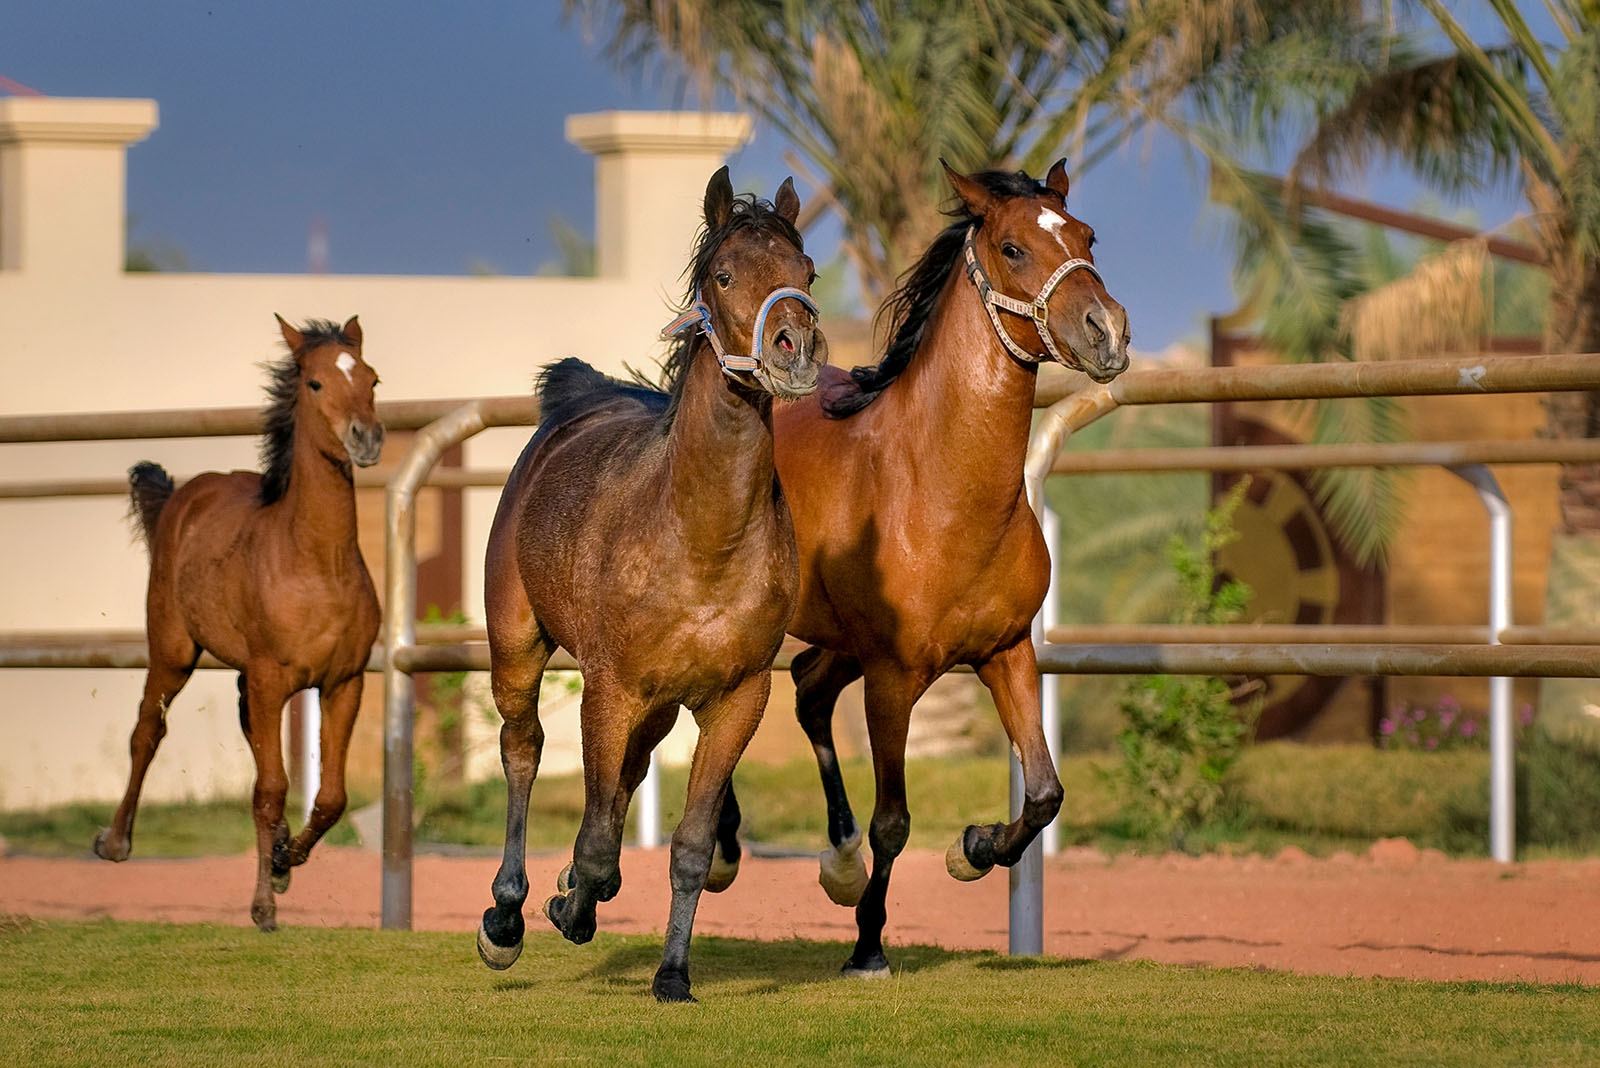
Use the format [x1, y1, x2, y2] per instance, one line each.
[94, 630, 198, 862]
[949, 639, 1063, 879]
[477, 625, 553, 971]
[704, 784, 741, 894]
[792, 645, 868, 906]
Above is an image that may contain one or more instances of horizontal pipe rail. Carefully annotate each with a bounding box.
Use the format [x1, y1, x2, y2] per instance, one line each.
[0, 467, 518, 500]
[1051, 438, 1600, 475]
[0, 396, 540, 444]
[1035, 642, 1600, 677]
[1045, 624, 1600, 645]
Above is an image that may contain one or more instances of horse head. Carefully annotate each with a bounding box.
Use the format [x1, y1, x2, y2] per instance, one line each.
[276, 314, 385, 467]
[687, 167, 827, 399]
[943, 160, 1130, 383]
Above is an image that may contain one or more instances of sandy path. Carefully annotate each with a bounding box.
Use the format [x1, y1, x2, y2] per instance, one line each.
[5, 842, 1599, 984]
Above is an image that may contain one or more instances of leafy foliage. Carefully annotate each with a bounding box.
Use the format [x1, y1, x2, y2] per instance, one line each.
[1115, 480, 1260, 843]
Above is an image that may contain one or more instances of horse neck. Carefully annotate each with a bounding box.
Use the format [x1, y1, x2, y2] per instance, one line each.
[662, 340, 779, 549]
[278, 420, 360, 553]
[887, 267, 1040, 502]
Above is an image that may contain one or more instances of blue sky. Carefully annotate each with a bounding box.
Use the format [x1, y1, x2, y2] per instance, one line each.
[2, 3, 1529, 351]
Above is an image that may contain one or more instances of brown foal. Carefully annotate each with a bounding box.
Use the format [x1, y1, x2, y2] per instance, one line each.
[94, 316, 383, 933]
[743, 161, 1131, 977]
[475, 168, 825, 1002]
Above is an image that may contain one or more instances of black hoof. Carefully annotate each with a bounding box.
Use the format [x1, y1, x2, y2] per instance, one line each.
[543, 894, 595, 945]
[481, 905, 524, 953]
[477, 919, 523, 971]
[841, 951, 890, 980]
[652, 970, 696, 1003]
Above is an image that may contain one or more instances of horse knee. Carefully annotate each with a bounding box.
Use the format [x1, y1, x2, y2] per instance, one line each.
[869, 809, 910, 858]
[668, 840, 713, 895]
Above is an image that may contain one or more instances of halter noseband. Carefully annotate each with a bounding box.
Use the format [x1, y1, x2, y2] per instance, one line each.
[660, 285, 820, 379]
[961, 225, 1103, 365]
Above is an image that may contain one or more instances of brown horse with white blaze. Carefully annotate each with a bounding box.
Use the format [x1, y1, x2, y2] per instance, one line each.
[474, 168, 824, 1002]
[94, 316, 383, 933]
[724, 161, 1130, 977]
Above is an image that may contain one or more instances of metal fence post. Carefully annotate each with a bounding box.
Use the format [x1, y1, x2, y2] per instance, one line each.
[382, 401, 489, 930]
[301, 688, 320, 825]
[1039, 505, 1061, 857]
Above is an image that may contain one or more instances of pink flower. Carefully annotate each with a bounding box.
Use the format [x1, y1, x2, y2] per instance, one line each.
[1460, 720, 1477, 738]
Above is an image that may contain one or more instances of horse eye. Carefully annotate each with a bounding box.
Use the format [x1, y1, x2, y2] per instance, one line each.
[808, 271, 818, 286]
[1002, 243, 1024, 260]
[1088, 233, 1098, 249]
[308, 380, 323, 392]
[715, 271, 732, 288]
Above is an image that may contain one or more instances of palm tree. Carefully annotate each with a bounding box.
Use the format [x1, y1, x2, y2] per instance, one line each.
[1275, 2, 1600, 535]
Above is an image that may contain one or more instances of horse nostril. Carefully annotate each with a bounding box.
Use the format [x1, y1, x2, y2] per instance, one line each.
[775, 328, 796, 354]
[1084, 310, 1108, 347]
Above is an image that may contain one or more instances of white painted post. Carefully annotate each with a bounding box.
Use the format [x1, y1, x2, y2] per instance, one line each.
[1039, 506, 1062, 857]
[637, 750, 662, 849]
[301, 688, 321, 825]
[1450, 464, 1515, 862]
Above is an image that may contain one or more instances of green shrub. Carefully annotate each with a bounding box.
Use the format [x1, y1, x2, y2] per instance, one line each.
[1115, 482, 1260, 845]
[1443, 726, 1600, 855]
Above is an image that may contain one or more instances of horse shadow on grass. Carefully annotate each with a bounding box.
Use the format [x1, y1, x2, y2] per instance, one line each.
[488, 934, 1098, 998]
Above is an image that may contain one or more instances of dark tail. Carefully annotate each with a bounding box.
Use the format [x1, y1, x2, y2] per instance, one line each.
[535, 356, 668, 432]
[127, 461, 175, 550]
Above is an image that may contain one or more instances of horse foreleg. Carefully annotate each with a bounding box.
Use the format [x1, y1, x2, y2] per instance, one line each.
[844, 664, 927, 979]
[284, 674, 363, 872]
[949, 638, 1063, 877]
[653, 671, 769, 1002]
[94, 634, 198, 862]
[243, 667, 294, 932]
[792, 644, 867, 905]
[543, 677, 638, 948]
[477, 633, 551, 971]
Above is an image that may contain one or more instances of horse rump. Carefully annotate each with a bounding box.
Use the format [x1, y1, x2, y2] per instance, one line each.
[127, 461, 175, 549]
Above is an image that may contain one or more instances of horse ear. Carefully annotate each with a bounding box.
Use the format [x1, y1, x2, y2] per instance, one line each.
[704, 166, 735, 229]
[1044, 158, 1071, 201]
[342, 315, 362, 347]
[941, 159, 996, 218]
[275, 314, 304, 353]
[774, 177, 801, 224]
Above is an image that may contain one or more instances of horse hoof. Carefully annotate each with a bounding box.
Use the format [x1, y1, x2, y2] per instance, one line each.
[652, 972, 696, 1003]
[555, 863, 576, 895]
[705, 843, 740, 894]
[92, 829, 129, 863]
[946, 834, 993, 882]
[271, 869, 291, 894]
[476, 921, 523, 971]
[841, 958, 891, 980]
[251, 907, 277, 934]
[818, 829, 868, 906]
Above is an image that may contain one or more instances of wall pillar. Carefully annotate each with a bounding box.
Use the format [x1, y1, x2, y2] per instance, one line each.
[0, 97, 158, 277]
[565, 111, 752, 288]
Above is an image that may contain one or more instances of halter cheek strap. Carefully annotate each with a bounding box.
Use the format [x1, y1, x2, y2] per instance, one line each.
[961, 226, 1103, 366]
[661, 286, 821, 378]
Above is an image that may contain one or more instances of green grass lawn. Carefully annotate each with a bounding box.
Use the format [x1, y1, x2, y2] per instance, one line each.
[6, 740, 1593, 862]
[1, 917, 1595, 1068]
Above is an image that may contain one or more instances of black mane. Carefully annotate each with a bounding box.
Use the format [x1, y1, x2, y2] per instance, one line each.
[823, 169, 1050, 417]
[536, 191, 805, 434]
[258, 318, 355, 504]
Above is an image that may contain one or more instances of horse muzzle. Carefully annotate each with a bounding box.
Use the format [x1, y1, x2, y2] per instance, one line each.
[761, 324, 827, 399]
[344, 421, 386, 467]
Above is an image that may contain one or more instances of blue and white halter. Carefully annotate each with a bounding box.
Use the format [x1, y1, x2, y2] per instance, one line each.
[661, 285, 820, 380]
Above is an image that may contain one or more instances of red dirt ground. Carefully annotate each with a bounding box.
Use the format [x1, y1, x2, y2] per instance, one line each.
[5, 841, 1600, 984]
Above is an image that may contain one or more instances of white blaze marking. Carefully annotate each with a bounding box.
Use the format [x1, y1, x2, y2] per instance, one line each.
[1037, 208, 1069, 251]
[336, 352, 356, 384]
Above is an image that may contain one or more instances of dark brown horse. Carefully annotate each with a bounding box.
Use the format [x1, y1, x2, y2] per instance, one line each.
[742, 161, 1130, 977]
[94, 316, 384, 933]
[475, 168, 825, 1002]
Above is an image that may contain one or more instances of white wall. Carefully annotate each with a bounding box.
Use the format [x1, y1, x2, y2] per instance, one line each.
[0, 100, 751, 810]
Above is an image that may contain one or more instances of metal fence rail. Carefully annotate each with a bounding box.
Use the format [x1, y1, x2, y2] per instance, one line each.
[8, 350, 1600, 944]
